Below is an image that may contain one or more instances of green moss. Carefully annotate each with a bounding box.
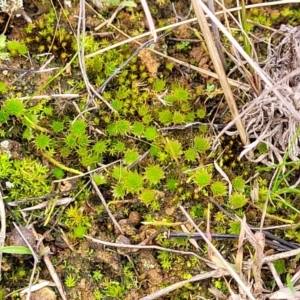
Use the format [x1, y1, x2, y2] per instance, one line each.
[139, 189, 156, 205]
[184, 148, 197, 162]
[123, 171, 144, 194]
[210, 181, 227, 197]
[194, 136, 210, 153]
[0, 154, 50, 201]
[229, 193, 247, 209]
[232, 176, 246, 192]
[192, 168, 212, 189]
[65, 274, 77, 288]
[144, 164, 165, 185]
[153, 79, 167, 92]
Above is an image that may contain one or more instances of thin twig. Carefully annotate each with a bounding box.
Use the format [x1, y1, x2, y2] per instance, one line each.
[28, 225, 67, 300]
[77, 0, 95, 104]
[262, 248, 300, 264]
[12, 223, 39, 300]
[84, 235, 211, 264]
[88, 167, 124, 234]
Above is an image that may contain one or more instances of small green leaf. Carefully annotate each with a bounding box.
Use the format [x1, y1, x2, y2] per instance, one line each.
[0, 245, 32, 255]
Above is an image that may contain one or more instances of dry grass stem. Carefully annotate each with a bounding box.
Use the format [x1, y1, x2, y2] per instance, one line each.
[19, 94, 79, 100]
[42, 248, 67, 300]
[77, 0, 98, 106]
[267, 262, 284, 289]
[179, 206, 256, 300]
[237, 217, 265, 296]
[140, 0, 157, 42]
[87, 0, 299, 58]
[152, 47, 250, 91]
[89, 168, 124, 234]
[84, 234, 213, 263]
[214, 160, 233, 195]
[207, 0, 227, 71]
[12, 224, 39, 300]
[192, 0, 248, 146]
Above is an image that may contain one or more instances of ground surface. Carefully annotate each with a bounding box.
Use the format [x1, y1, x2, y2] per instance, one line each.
[1, 0, 300, 299]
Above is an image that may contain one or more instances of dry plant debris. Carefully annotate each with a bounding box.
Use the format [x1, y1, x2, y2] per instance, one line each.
[242, 24, 300, 162]
[1, 0, 300, 299]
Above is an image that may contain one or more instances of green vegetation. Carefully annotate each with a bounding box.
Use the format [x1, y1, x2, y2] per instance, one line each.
[65, 274, 77, 288]
[1, 1, 300, 299]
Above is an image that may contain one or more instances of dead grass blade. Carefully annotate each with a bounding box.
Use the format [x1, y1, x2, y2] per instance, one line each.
[29, 225, 67, 300]
[191, 0, 248, 146]
[268, 285, 300, 299]
[236, 216, 265, 296]
[263, 248, 300, 264]
[207, 0, 227, 71]
[179, 206, 256, 300]
[140, 0, 157, 42]
[84, 234, 211, 263]
[89, 167, 124, 234]
[267, 261, 284, 289]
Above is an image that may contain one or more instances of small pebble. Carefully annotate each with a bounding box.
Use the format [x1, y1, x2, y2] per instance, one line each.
[128, 211, 141, 226]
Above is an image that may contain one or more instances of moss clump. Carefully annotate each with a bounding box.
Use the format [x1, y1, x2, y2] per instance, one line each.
[24, 10, 76, 60]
